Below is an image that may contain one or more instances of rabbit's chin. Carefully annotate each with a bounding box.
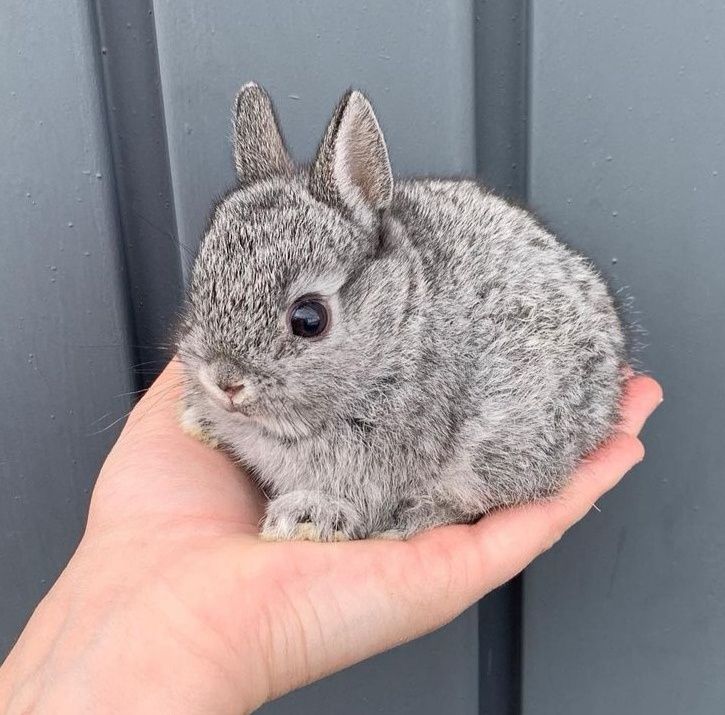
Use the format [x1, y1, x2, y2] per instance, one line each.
[250, 410, 317, 442]
[201, 393, 316, 443]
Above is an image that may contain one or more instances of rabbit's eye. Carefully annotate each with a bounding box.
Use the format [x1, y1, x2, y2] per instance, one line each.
[288, 298, 329, 339]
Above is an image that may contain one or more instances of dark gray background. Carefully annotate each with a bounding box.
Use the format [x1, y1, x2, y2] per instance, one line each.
[1, 1, 722, 713]
[523, 2, 725, 713]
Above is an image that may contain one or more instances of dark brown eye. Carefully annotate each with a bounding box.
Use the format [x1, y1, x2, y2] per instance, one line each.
[288, 298, 329, 338]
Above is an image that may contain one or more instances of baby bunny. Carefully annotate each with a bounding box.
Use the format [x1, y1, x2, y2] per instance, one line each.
[178, 82, 626, 541]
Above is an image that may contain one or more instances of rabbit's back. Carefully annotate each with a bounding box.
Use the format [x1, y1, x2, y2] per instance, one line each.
[391, 179, 626, 512]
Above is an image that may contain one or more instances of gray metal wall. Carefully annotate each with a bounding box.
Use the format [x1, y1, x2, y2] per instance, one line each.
[1, 0, 135, 658]
[522, 2, 725, 713]
[1, 1, 722, 713]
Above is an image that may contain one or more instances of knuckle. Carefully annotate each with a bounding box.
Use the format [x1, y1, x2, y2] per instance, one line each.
[610, 432, 645, 462]
[632, 436, 646, 462]
[619, 433, 645, 462]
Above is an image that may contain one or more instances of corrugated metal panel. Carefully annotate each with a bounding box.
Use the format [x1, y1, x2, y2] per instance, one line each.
[523, 1, 725, 713]
[0, 0, 134, 655]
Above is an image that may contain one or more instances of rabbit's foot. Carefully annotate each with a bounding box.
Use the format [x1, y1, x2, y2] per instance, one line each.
[260, 490, 365, 542]
[179, 404, 220, 449]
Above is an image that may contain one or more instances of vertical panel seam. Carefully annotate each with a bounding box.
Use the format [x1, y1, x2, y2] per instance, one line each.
[522, 0, 532, 204]
[85, 0, 137, 383]
[91, 0, 184, 389]
[473, 0, 530, 712]
[147, 0, 185, 285]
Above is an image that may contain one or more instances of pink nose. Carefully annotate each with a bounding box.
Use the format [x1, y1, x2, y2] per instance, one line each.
[221, 382, 244, 400]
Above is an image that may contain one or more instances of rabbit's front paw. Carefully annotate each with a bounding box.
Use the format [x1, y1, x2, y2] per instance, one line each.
[179, 404, 220, 448]
[260, 491, 365, 542]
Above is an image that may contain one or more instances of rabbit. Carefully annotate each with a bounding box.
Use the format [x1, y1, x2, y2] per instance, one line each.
[177, 82, 626, 541]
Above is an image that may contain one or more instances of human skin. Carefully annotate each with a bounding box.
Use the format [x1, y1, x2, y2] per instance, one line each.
[0, 361, 662, 714]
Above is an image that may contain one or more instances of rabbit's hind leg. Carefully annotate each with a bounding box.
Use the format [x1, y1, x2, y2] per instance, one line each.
[370, 496, 465, 540]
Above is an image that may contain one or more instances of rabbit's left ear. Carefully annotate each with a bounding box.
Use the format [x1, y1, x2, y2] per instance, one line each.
[233, 82, 293, 185]
[309, 90, 393, 221]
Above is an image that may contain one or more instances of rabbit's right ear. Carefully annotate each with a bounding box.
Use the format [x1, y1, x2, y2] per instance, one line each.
[309, 90, 393, 223]
[233, 82, 293, 185]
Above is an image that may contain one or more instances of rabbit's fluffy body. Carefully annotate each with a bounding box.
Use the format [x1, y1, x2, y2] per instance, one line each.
[179, 84, 625, 540]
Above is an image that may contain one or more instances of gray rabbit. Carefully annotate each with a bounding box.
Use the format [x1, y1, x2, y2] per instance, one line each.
[178, 82, 626, 541]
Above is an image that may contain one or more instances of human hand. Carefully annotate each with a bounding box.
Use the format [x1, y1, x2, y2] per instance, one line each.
[0, 361, 662, 714]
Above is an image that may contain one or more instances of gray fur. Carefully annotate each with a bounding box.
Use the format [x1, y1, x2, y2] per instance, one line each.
[178, 83, 626, 541]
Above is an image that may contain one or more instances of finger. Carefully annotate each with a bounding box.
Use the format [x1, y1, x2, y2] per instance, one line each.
[121, 358, 187, 439]
[343, 430, 645, 660]
[108, 358, 226, 471]
[372, 375, 661, 623]
[617, 374, 663, 436]
[405, 428, 645, 620]
[106, 358, 214, 463]
[475, 431, 643, 590]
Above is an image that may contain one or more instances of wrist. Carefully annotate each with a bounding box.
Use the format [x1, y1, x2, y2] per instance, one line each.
[0, 540, 262, 714]
[0, 566, 75, 713]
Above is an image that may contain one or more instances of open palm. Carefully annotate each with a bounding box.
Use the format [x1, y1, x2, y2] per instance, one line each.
[0, 361, 661, 714]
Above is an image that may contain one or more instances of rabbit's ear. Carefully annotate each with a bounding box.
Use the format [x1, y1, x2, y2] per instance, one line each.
[309, 90, 393, 219]
[233, 82, 293, 184]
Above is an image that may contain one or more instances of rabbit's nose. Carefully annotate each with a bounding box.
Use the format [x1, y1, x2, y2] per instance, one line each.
[220, 381, 245, 400]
